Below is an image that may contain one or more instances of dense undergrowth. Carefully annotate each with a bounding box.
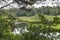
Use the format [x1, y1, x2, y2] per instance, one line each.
[0, 7, 60, 40]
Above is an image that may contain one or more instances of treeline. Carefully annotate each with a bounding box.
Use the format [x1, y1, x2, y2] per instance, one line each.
[0, 7, 60, 17]
[34, 6, 60, 15]
[16, 6, 60, 16]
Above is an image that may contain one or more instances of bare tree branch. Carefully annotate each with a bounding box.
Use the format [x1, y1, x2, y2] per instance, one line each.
[0, 0, 35, 11]
[14, 0, 35, 5]
[0, 1, 14, 9]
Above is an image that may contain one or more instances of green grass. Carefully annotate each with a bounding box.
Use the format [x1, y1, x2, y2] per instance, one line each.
[52, 24, 60, 30]
[18, 15, 60, 30]
[18, 16, 40, 22]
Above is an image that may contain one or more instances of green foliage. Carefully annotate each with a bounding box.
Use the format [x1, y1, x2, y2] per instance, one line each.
[0, 7, 60, 40]
[34, 7, 60, 15]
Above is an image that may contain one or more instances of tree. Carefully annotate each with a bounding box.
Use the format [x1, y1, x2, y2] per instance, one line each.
[0, 0, 36, 10]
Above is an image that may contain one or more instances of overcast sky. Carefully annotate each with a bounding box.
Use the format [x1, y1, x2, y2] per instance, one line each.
[0, 0, 60, 9]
